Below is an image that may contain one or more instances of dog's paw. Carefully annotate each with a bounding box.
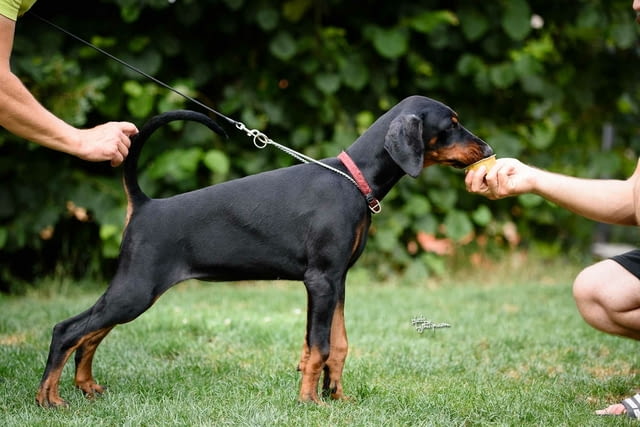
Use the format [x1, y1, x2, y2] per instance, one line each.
[76, 380, 107, 399]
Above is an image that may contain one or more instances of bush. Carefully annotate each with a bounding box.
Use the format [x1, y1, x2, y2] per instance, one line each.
[2, 0, 639, 291]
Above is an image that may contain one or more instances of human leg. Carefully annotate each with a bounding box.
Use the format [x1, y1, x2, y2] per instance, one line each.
[572, 251, 640, 417]
[573, 258, 640, 340]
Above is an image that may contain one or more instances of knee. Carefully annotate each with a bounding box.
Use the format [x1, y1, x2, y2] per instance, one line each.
[572, 264, 601, 307]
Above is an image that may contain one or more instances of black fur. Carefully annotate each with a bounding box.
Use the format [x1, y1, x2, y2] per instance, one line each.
[36, 95, 492, 407]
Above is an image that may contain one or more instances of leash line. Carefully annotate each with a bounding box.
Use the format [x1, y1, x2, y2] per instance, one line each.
[30, 12, 379, 213]
[28, 12, 237, 127]
[234, 121, 358, 186]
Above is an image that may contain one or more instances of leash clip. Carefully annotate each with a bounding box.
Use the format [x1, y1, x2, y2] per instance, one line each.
[366, 194, 382, 214]
[235, 122, 271, 149]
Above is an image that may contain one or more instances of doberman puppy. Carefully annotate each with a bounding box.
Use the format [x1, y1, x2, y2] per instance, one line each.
[35, 95, 493, 407]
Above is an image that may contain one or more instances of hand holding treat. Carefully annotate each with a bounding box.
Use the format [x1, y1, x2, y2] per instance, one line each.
[465, 157, 536, 200]
[465, 154, 496, 174]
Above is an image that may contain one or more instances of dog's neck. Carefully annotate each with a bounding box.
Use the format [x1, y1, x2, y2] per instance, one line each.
[343, 135, 406, 202]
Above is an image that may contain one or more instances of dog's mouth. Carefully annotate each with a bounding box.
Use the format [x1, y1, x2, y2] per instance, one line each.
[424, 142, 494, 170]
[442, 154, 494, 170]
[446, 160, 469, 169]
[429, 156, 490, 170]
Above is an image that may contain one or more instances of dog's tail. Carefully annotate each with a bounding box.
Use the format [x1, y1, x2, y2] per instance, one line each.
[124, 110, 227, 208]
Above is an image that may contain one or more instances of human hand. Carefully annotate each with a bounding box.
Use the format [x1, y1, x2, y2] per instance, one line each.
[465, 158, 536, 200]
[75, 122, 139, 166]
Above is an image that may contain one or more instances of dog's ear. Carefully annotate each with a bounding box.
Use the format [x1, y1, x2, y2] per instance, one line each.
[384, 114, 424, 178]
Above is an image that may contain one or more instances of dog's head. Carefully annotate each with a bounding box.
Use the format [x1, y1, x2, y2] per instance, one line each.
[384, 97, 493, 177]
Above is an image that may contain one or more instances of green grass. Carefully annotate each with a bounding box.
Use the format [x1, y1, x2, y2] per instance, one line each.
[1, 260, 639, 426]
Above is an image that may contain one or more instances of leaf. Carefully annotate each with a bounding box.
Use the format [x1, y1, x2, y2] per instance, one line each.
[420, 253, 447, 277]
[529, 121, 556, 150]
[489, 63, 517, 89]
[256, 8, 279, 31]
[458, 7, 490, 41]
[371, 27, 408, 59]
[403, 195, 432, 216]
[124, 82, 156, 118]
[283, 0, 311, 22]
[518, 194, 543, 208]
[610, 20, 636, 49]
[472, 205, 493, 227]
[119, 3, 142, 22]
[269, 32, 297, 61]
[100, 224, 122, 258]
[0, 227, 7, 249]
[409, 10, 458, 34]
[428, 189, 457, 211]
[402, 259, 431, 283]
[314, 73, 341, 95]
[456, 54, 485, 76]
[157, 80, 194, 111]
[203, 150, 231, 177]
[617, 93, 638, 114]
[355, 111, 375, 134]
[340, 57, 369, 91]
[502, 0, 531, 41]
[147, 148, 203, 184]
[176, 148, 204, 174]
[222, 0, 244, 11]
[489, 131, 524, 159]
[375, 229, 400, 252]
[443, 211, 474, 242]
[415, 213, 439, 235]
[0, 186, 14, 219]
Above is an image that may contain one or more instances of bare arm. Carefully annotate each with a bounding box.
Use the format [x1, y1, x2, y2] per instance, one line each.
[465, 157, 639, 226]
[0, 15, 137, 166]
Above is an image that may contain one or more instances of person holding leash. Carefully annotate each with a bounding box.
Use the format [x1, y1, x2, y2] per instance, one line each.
[466, 3, 640, 418]
[0, 0, 137, 166]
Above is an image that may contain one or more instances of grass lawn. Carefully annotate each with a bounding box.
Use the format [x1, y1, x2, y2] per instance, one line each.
[0, 257, 638, 426]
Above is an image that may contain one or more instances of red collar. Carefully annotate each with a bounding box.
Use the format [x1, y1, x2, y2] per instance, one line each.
[338, 151, 381, 214]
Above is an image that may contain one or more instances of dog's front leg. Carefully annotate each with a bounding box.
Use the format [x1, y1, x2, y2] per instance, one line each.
[297, 302, 348, 401]
[298, 274, 338, 404]
[322, 300, 349, 400]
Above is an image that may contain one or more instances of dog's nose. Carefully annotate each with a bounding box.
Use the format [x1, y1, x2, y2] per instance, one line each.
[481, 142, 494, 157]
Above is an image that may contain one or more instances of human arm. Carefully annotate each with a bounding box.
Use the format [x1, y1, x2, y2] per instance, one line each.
[465, 157, 639, 226]
[0, 14, 138, 166]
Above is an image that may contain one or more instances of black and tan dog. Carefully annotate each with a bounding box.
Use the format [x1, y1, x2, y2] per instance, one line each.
[36, 95, 492, 407]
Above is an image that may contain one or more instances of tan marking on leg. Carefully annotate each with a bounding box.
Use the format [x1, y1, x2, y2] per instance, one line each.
[297, 335, 309, 372]
[323, 303, 349, 400]
[36, 346, 77, 408]
[74, 327, 113, 398]
[298, 345, 325, 404]
[36, 329, 111, 408]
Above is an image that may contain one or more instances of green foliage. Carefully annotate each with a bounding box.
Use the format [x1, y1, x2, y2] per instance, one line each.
[1, 0, 639, 291]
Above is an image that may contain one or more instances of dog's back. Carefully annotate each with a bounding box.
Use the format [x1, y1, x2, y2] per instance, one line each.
[124, 157, 370, 286]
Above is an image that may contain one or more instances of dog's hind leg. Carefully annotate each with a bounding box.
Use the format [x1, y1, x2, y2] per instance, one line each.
[36, 308, 110, 408]
[36, 272, 164, 407]
[73, 326, 114, 398]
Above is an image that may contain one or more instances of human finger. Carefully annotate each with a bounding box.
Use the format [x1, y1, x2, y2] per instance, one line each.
[465, 166, 489, 194]
[110, 150, 125, 167]
[119, 121, 139, 138]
